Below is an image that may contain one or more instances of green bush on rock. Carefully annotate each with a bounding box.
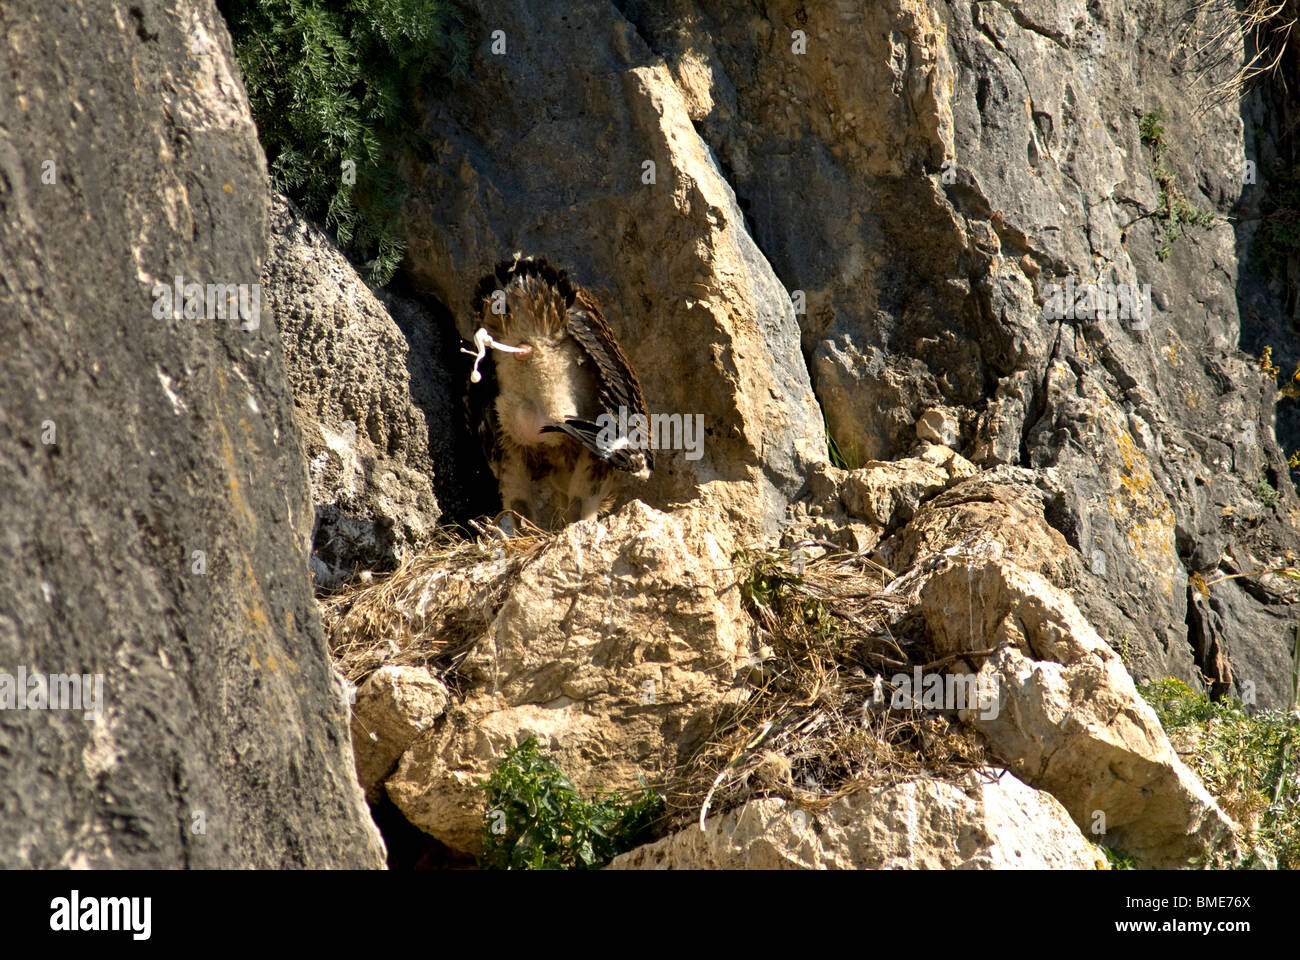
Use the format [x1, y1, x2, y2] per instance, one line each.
[219, 0, 467, 284]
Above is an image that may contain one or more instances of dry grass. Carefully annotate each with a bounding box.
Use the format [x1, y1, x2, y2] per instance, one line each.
[662, 546, 990, 831]
[322, 516, 553, 692]
[1177, 0, 1300, 104]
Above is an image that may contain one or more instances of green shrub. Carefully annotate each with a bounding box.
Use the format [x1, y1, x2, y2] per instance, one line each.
[1140, 678, 1300, 868]
[737, 548, 843, 648]
[1138, 108, 1217, 261]
[479, 737, 663, 869]
[1137, 108, 1166, 145]
[1102, 846, 1138, 870]
[219, 0, 467, 284]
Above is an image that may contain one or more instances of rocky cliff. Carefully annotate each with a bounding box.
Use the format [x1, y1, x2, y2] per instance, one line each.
[2, 0, 1297, 870]
[316, 0, 1300, 869]
[0, 0, 383, 867]
[392, 0, 1300, 706]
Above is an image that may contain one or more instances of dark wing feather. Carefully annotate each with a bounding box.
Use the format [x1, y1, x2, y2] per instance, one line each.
[539, 419, 646, 472]
[565, 287, 654, 472]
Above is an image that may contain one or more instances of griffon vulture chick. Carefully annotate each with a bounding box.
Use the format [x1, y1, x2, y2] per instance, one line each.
[465, 255, 652, 529]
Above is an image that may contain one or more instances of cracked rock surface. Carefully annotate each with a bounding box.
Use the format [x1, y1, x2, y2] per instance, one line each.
[399, 0, 1299, 706]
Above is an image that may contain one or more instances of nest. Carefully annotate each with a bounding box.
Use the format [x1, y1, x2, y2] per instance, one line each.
[321, 518, 992, 839]
[661, 545, 990, 831]
[322, 516, 552, 692]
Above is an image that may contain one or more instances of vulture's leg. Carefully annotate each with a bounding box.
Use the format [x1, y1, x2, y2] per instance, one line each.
[495, 444, 536, 535]
[569, 449, 613, 523]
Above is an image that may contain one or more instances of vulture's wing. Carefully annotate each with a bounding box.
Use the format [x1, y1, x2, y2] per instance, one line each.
[565, 287, 654, 473]
[539, 418, 648, 473]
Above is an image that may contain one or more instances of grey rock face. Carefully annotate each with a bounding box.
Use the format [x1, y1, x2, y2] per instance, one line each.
[620, 0, 1300, 706]
[266, 194, 451, 590]
[0, 0, 383, 867]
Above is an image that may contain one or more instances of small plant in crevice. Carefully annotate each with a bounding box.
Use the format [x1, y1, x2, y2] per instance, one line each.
[825, 416, 862, 471]
[1138, 108, 1218, 261]
[1259, 344, 1284, 379]
[478, 737, 663, 870]
[218, 0, 468, 285]
[740, 549, 842, 643]
[1255, 348, 1300, 497]
[1258, 345, 1300, 400]
[1109, 632, 1134, 668]
[1101, 845, 1138, 870]
[827, 424, 850, 470]
[1254, 475, 1282, 509]
[1140, 677, 1300, 869]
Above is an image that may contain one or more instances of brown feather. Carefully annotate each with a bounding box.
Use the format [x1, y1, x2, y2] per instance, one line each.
[466, 254, 653, 527]
[566, 289, 653, 435]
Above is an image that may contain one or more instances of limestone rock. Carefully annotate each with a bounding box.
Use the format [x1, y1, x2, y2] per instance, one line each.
[265, 194, 449, 589]
[876, 472, 1077, 586]
[351, 665, 450, 801]
[916, 408, 960, 446]
[920, 559, 1238, 868]
[609, 769, 1103, 870]
[792, 445, 976, 547]
[841, 457, 953, 530]
[381, 501, 752, 853]
[0, 0, 383, 868]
